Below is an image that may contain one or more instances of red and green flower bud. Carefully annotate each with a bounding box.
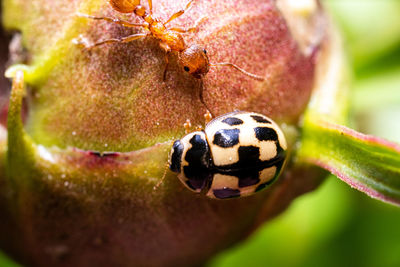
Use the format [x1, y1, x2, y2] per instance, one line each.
[0, 0, 351, 266]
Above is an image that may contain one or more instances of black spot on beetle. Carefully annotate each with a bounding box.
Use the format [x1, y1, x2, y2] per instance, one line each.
[255, 160, 285, 192]
[182, 134, 212, 191]
[251, 115, 271, 124]
[184, 134, 210, 168]
[254, 127, 278, 141]
[237, 170, 260, 187]
[186, 179, 208, 191]
[214, 168, 260, 188]
[170, 140, 184, 173]
[213, 188, 241, 199]
[213, 129, 240, 148]
[183, 166, 212, 191]
[221, 117, 244, 126]
[184, 66, 190, 72]
[237, 146, 261, 167]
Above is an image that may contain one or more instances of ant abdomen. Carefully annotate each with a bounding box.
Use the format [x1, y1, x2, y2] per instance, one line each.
[109, 0, 140, 13]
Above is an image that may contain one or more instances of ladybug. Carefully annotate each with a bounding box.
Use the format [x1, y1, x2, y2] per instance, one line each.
[169, 111, 287, 199]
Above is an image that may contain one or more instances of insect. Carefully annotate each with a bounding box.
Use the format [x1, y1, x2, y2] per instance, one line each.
[169, 111, 287, 199]
[74, 0, 265, 82]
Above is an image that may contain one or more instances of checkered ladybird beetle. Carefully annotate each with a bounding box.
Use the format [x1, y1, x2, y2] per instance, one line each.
[169, 111, 287, 199]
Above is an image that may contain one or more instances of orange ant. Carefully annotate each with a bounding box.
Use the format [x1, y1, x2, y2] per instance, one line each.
[74, 0, 264, 113]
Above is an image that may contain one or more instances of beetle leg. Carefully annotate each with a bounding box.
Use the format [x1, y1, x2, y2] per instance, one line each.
[184, 119, 192, 134]
[204, 110, 212, 124]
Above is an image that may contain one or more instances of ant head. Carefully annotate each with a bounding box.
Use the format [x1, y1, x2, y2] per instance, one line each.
[178, 44, 210, 79]
[109, 0, 140, 13]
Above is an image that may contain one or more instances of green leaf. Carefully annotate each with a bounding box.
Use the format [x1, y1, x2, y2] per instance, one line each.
[298, 117, 400, 206]
[0, 251, 20, 267]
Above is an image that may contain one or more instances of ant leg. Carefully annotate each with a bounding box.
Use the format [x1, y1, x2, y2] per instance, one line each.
[164, 0, 195, 25]
[169, 27, 196, 33]
[170, 16, 207, 33]
[163, 53, 170, 81]
[76, 33, 147, 50]
[77, 13, 147, 28]
[210, 62, 265, 81]
[159, 43, 171, 80]
[147, 0, 153, 14]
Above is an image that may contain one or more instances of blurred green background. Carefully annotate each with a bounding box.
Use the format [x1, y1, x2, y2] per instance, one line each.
[1, 0, 400, 266]
[209, 1, 400, 267]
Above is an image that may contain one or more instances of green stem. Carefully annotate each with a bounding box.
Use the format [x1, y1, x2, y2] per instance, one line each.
[298, 117, 400, 206]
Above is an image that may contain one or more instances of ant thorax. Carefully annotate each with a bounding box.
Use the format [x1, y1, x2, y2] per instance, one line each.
[148, 20, 167, 37]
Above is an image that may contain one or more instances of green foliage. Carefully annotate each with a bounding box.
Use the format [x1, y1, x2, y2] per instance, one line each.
[324, 0, 400, 71]
[209, 177, 353, 267]
[211, 0, 400, 266]
[210, 176, 400, 267]
[352, 66, 400, 144]
[0, 251, 20, 267]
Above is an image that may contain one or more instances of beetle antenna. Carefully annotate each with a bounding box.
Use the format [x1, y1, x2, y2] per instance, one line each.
[153, 162, 170, 190]
[154, 140, 175, 190]
[210, 62, 265, 81]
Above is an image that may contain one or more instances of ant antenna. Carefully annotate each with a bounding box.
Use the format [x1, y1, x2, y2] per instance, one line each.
[198, 79, 215, 118]
[210, 62, 265, 81]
